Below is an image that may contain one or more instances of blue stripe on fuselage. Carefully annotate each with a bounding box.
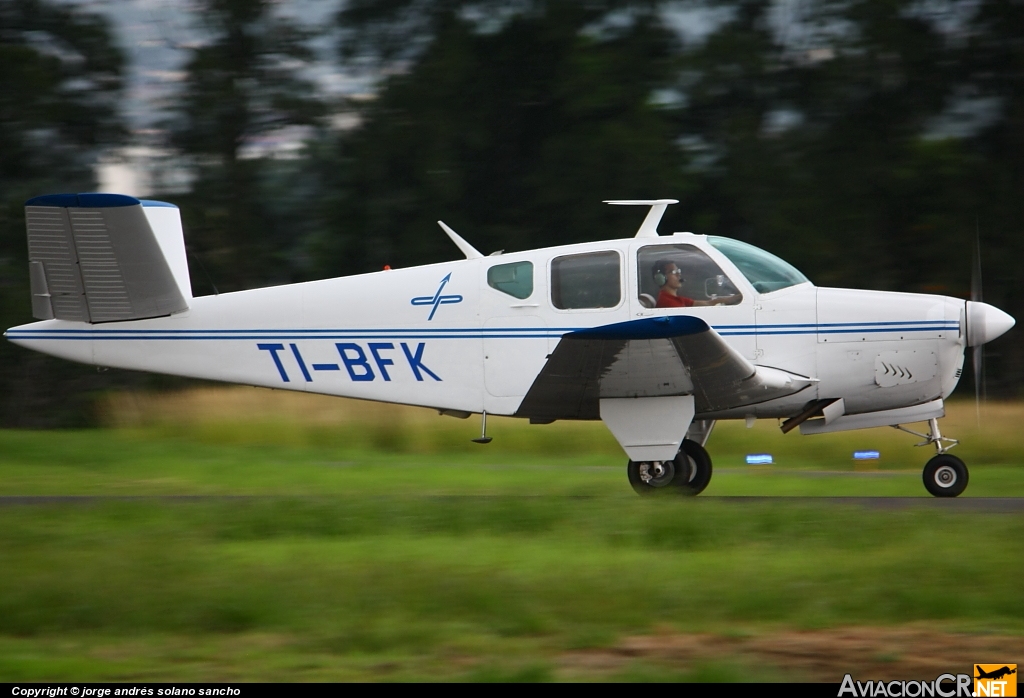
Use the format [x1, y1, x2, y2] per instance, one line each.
[5, 321, 959, 341]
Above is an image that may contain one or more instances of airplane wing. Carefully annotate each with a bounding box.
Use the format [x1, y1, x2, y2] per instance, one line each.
[515, 315, 814, 421]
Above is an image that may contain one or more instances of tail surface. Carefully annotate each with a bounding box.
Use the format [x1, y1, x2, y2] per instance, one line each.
[25, 193, 191, 323]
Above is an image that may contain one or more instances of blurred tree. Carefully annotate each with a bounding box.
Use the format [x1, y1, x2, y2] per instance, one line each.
[315, 0, 693, 275]
[0, 0, 132, 426]
[958, 0, 1024, 391]
[676, 0, 964, 283]
[675, 0, 1020, 392]
[166, 0, 325, 291]
[318, 0, 1019, 394]
[3, 0, 1021, 423]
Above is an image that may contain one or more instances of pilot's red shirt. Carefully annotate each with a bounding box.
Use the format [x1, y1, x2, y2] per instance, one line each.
[656, 291, 694, 308]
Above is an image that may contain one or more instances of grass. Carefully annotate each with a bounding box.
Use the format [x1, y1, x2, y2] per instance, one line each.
[1, 497, 1023, 680]
[97, 387, 1024, 467]
[0, 389, 1023, 680]
[1, 388, 1021, 497]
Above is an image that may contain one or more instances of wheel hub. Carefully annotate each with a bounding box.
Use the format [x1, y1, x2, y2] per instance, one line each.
[933, 464, 957, 488]
[639, 460, 674, 487]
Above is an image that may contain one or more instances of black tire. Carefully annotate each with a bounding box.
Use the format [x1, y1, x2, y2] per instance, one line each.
[627, 458, 680, 495]
[676, 439, 713, 496]
[922, 454, 968, 497]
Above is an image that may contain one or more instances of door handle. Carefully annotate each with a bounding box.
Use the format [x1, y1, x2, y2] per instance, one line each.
[510, 303, 539, 308]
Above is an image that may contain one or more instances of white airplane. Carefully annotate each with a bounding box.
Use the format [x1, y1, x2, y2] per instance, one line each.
[5, 194, 1016, 497]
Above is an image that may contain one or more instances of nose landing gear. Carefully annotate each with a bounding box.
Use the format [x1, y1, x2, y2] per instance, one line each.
[894, 418, 968, 497]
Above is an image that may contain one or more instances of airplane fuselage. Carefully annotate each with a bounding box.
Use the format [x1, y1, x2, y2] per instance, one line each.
[6, 233, 968, 423]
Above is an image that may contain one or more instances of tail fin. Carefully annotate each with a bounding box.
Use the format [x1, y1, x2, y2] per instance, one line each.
[25, 193, 190, 323]
[139, 200, 193, 304]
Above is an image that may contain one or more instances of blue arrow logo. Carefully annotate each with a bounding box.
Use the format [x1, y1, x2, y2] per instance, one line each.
[411, 272, 463, 320]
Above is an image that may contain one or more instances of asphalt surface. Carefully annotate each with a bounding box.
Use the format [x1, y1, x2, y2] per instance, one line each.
[1, 495, 1023, 511]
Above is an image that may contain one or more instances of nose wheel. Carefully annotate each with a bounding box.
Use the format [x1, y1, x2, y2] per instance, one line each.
[923, 454, 969, 497]
[894, 418, 969, 497]
[627, 439, 713, 496]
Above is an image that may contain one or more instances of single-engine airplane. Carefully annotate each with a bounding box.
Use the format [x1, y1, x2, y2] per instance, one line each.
[4, 195, 1016, 497]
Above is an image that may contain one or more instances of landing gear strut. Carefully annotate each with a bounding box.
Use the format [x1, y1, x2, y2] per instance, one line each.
[627, 439, 713, 496]
[894, 418, 968, 497]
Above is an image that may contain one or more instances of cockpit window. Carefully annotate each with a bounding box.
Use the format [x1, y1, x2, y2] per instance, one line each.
[551, 251, 621, 309]
[708, 237, 809, 294]
[487, 261, 533, 299]
[637, 244, 742, 309]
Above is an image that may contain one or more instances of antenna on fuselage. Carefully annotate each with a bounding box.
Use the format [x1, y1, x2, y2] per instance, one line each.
[437, 221, 484, 259]
[604, 199, 679, 238]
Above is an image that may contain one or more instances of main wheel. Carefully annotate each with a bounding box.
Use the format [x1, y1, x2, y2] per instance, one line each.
[627, 458, 680, 495]
[676, 439, 713, 496]
[922, 454, 968, 497]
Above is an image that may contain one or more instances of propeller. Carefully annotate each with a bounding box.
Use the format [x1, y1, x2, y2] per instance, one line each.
[971, 223, 983, 424]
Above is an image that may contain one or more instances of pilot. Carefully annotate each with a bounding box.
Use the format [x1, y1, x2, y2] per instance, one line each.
[653, 260, 740, 308]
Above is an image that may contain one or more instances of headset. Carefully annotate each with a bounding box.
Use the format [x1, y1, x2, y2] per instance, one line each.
[652, 259, 679, 288]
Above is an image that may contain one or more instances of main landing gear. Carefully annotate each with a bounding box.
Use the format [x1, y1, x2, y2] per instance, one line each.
[895, 418, 968, 497]
[627, 439, 713, 496]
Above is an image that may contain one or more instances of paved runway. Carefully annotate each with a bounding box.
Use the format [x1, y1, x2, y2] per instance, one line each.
[1, 495, 1023, 511]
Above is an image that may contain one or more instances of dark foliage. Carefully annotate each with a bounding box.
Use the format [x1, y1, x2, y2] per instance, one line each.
[2, 0, 1022, 428]
[316, 0, 691, 275]
[166, 0, 326, 291]
[0, 0, 143, 427]
[319, 0, 1022, 393]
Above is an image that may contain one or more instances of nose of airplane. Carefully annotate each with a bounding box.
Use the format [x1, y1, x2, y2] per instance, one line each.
[966, 301, 1016, 347]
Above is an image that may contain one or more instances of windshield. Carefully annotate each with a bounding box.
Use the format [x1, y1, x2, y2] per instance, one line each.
[636, 243, 742, 308]
[708, 237, 809, 293]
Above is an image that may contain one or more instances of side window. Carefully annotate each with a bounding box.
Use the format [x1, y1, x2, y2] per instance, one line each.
[487, 261, 533, 299]
[637, 244, 742, 309]
[551, 251, 621, 310]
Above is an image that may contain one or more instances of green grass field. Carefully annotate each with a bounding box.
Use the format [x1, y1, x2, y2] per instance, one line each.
[1, 390, 1022, 681]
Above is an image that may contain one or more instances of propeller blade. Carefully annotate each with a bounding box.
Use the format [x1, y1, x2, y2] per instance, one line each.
[971, 221, 984, 425]
[972, 221, 983, 303]
[973, 344, 982, 426]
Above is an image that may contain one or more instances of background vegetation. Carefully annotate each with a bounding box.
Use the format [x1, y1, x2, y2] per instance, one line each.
[1, 0, 1023, 425]
[1, 393, 1022, 681]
